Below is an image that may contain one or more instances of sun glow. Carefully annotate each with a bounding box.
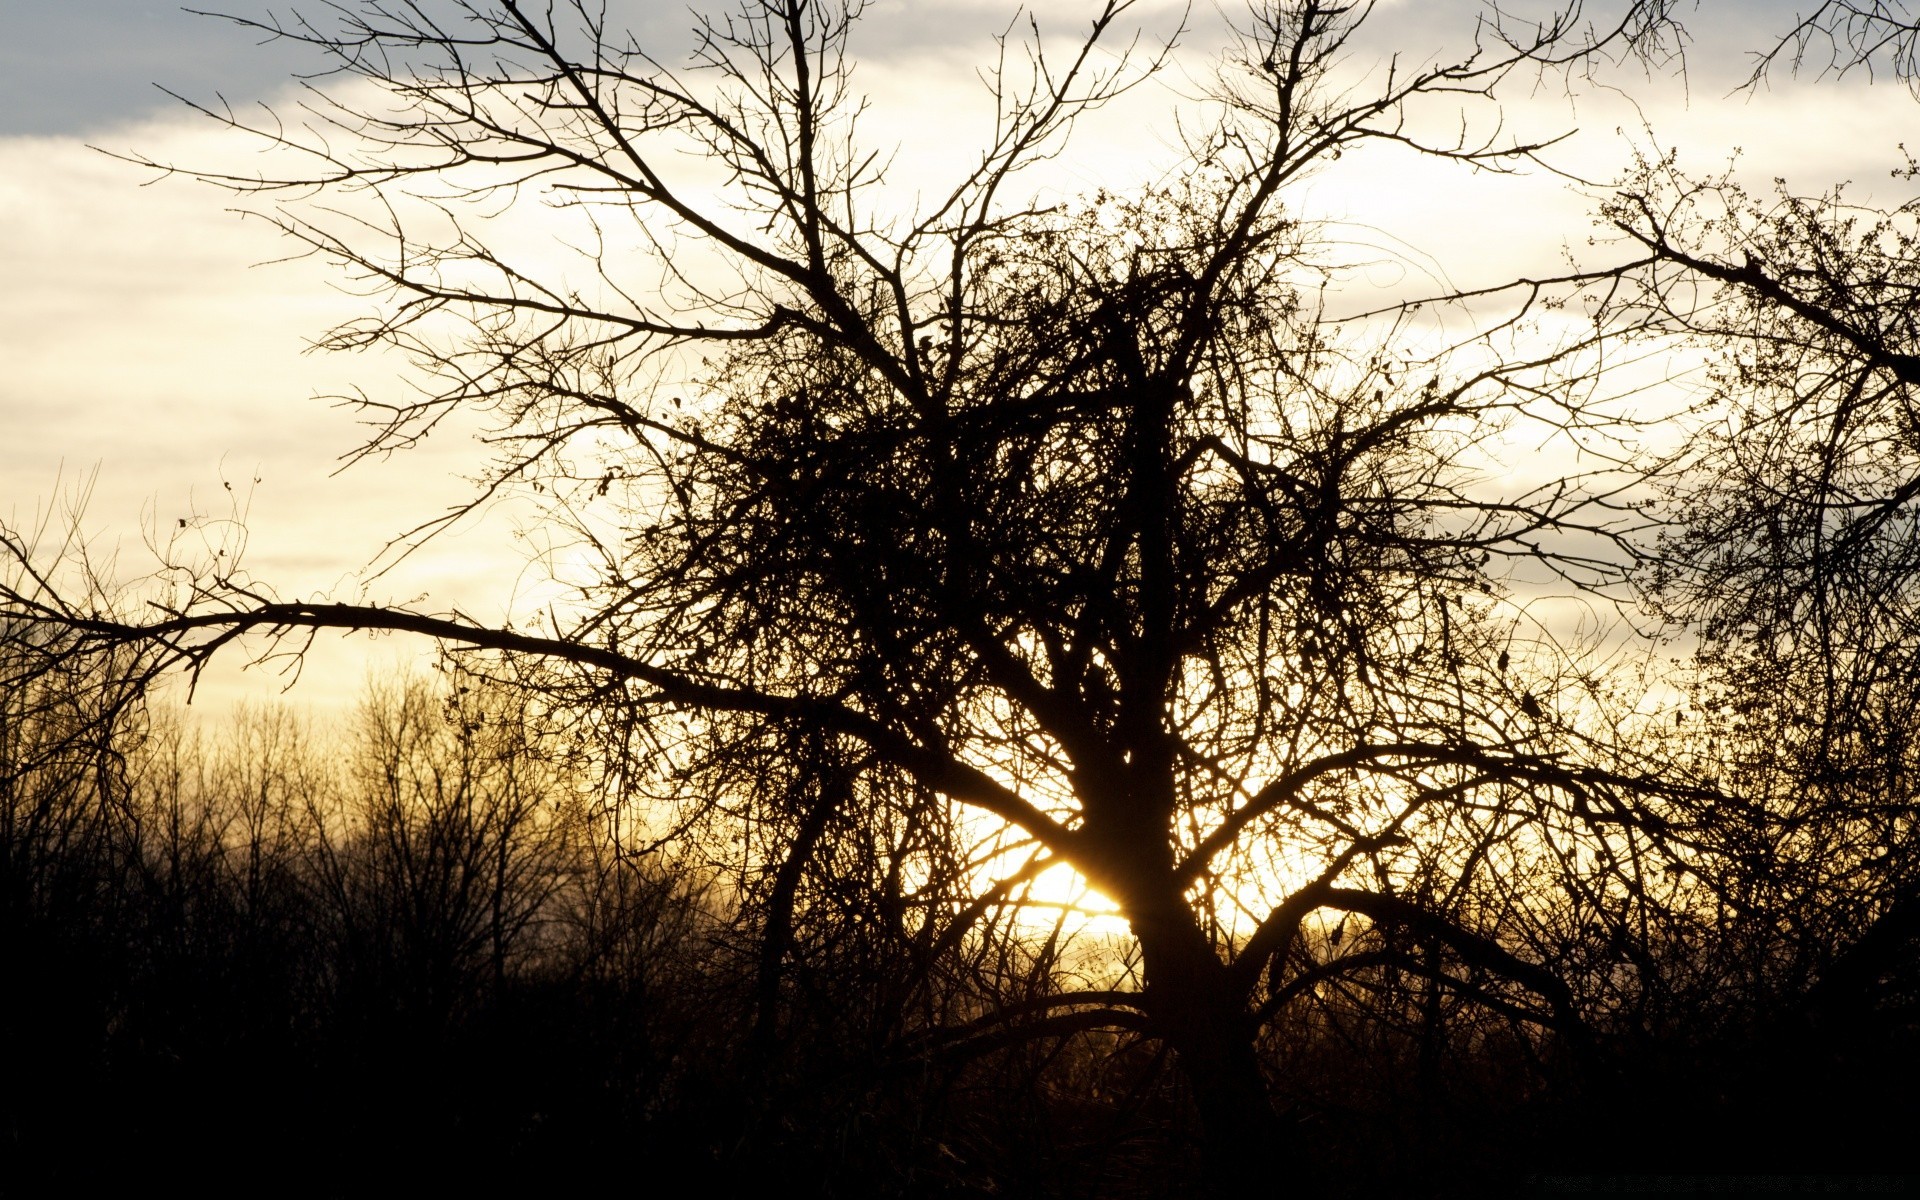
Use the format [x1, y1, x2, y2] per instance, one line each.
[1015, 860, 1133, 939]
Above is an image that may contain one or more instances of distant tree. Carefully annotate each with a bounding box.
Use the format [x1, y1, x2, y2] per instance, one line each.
[304, 673, 581, 1026]
[2, 0, 1712, 1187]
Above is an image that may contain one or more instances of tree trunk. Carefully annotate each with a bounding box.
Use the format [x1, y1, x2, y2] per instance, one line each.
[1131, 891, 1310, 1194]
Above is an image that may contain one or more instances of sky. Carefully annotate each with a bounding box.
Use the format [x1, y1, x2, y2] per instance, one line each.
[3, 0, 1917, 715]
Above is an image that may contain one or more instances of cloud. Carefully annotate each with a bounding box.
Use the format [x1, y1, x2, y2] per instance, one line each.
[0, 113, 532, 712]
[0, 1, 321, 137]
[4, 0, 1915, 714]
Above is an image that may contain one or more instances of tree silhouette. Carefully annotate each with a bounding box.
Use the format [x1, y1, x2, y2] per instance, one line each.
[2, 0, 1735, 1187]
[1598, 146, 1920, 1155]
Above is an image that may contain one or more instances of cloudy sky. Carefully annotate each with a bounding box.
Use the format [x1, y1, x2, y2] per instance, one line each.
[3, 0, 1915, 712]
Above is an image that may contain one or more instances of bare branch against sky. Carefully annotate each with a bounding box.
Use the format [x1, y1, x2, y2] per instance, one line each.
[3, 0, 1916, 710]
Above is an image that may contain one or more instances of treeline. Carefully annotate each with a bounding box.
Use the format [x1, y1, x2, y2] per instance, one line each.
[4, 657, 1916, 1195]
[0, 663, 1188, 1194]
[1, 666, 711, 1191]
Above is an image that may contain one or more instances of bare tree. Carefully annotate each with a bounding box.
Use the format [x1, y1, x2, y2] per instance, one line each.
[299, 673, 582, 1032]
[1, 0, 1705, 1185]
[1604, 153, 1920, 1049]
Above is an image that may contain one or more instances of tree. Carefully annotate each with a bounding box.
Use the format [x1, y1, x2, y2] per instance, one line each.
[2, 0, 1708, 1187]
[302, 674, 582, 1029]
[1601, 141, 1920, 1135]
[1527, 0, 1920, 1146]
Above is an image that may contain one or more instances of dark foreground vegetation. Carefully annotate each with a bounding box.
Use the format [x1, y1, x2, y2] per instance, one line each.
[10, 0, 1920, 1194]
[5, 662, 1916, 1195]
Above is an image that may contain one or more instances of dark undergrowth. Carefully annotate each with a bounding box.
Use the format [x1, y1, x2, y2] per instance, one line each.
[4, 679, 1916, 1197]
